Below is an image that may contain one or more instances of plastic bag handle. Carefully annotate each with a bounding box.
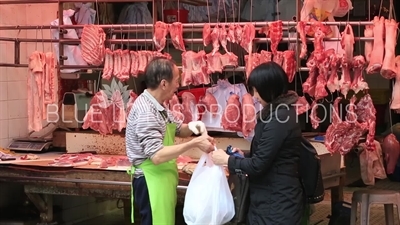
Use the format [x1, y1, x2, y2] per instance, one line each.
[191, 153, 213, 180]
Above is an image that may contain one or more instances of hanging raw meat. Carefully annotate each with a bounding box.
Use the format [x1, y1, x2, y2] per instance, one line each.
[108, 90, 126, 132]
[302, 53, 318, 96]
[355, 94, 376, 151]
[81, 25, 106, 66]
[210, 25, 220, 55]
[295, 96, 311, 115]
[153, 21, 169, 52]
[309, 100, 320, 129]
[240, 23, 256, 53]
[268, 20, 283, 55]
[382, 134, 400, 174]
[169, 22, 185, 51]
[325, 97, 368, 155]
[203, 23, 212, 46]
[102, 49, 114, 80]
[380, 19, 399, 79]
[364, 25, 373, 63]
[181, 92, 199, 123]
[199, 92, 219, 114]
[167, 94, 184, 121]
[390, 56, 400, 112]
[296, 21, 308, 59]
[241, 93, 256, 137]
[326, 54, 341, 93]
[340, 24, 354, 64]
[226, 24, 236, 43]
[350, 55, 369, 94]
[219, 24, 230, 53]
[82, 91, 111, 135]
[366, 16, 385, 74]
[221, 94, 242, 132]
[339, 59, 352, 98]
[126, 91, 138, 116]
[315, 49, 334, 100]
[282, 50, 296, 83]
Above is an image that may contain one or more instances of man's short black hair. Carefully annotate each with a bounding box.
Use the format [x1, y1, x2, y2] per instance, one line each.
[247, 61, 289, 103]
[144, 57, 176, 90]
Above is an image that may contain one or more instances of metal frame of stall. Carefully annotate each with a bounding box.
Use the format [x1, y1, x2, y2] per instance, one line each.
[0, 0, 362, 223]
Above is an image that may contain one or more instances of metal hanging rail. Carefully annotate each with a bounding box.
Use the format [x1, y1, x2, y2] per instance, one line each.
[0, 0, 151, 4]
[0, 21, 374, 30]
[0, 63, 311, 73]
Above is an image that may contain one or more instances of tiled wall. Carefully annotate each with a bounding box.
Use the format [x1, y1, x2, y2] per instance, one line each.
[0, 3, 56, 148]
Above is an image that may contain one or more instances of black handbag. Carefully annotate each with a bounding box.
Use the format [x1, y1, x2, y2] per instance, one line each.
[299, 136, 325, 204]
[228, 170, 250, 224]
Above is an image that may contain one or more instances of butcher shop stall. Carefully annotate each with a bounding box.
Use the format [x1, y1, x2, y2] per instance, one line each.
[0, 0, 399, 224]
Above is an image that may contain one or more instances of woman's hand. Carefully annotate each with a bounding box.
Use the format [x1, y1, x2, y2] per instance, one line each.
[232, 147, 245, 157]
[211, 149, 230, 165]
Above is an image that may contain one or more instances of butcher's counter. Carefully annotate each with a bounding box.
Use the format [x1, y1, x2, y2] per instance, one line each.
[0, 131, 346, 224]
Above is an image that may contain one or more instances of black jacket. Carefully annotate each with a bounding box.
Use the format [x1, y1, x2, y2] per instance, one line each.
[228, 91, 305, 225]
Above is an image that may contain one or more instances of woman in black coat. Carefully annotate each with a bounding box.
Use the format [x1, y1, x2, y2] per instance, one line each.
[211, 62, 305, 225]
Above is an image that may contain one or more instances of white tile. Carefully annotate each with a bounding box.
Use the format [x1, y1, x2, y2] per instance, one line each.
[8, 118, 28, 139]
[0, 120, 8, 139]
[8, 99, 27, 119]
[0, 138, 10, 148]
[7, 81, 27, 100]
[0, 101, 8, 120]
[0, 67, 8, 82]
[0, 82, 7, 101]
[8, 68, 28, 82]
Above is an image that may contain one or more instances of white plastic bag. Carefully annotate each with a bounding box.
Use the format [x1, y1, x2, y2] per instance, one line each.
[183, 153, 235, 225]
[332, 0, 353, 17]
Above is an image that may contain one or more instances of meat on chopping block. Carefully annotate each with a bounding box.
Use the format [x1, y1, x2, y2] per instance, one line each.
[382, 134, 400, 174]
[153, 21, 169, 52]
[241, 93, 256, 137]
[169, 22, 186, 51]
[390, 56, 400, 112]
[381, 19, 399, 79]
[366, 16, 385, 74]
[221, 94, 242, 132]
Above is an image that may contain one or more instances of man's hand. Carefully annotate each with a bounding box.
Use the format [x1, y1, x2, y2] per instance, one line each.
[190, 134, 214, 153]
[188, 121, 207, 135]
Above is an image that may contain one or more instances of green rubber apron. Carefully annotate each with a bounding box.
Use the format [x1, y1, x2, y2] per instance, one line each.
[127, 117, 178, 225]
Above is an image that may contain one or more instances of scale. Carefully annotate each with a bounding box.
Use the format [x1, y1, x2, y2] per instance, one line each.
[8, 138, 53, 152]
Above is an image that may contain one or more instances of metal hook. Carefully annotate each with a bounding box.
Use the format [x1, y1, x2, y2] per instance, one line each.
[41, 25, 45, 52]
[120, 25, 123, 49]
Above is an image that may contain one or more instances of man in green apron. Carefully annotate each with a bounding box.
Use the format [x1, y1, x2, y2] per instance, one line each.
[125, 58, 215, 225]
